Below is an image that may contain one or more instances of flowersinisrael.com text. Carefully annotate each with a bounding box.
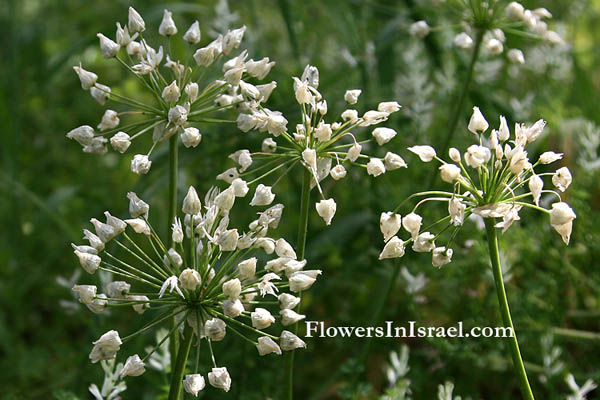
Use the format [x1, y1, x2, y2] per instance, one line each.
[305, 321, 513, 339]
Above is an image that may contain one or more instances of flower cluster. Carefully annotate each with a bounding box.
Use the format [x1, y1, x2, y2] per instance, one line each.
[67, 6, 275, 174]
[71, 185, 319, 394]
[217, 64, 405, 225]
[379, 106, 576, 266]
[409, 1, 563, 65]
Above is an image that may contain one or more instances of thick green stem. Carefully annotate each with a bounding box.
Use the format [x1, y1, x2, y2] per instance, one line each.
[283, 168, 312, 400]
[167, 135, 180, 390]
[167, 324, 194, 400]
[484, 219, 535, 400]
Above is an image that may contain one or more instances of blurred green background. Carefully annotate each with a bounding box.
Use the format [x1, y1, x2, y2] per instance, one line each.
[1, 0, 599, 399]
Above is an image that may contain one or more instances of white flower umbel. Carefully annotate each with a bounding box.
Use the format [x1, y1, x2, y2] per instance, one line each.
[67, 7, 272, 174]
[382, 106, 575, 400]
[226, 64, 405, 226]
[71, 185, 318, 388]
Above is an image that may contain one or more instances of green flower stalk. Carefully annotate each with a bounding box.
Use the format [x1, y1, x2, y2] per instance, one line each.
[71, 186, 319, 397]
[380, 106, 576, 399]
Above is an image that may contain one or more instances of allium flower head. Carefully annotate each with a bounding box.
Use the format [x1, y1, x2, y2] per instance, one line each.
[67, 7, 273, 174]
[224, 64, 405, 226]
[382, 106, 576, 267]
[71, 186, 319, 387]
[409, 1, 564, 66]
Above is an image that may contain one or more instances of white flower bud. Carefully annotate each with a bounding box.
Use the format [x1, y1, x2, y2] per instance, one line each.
[485, 38, 504, 55]
[367, 158, 386, 177]
[449, 148, 461, 163]
[164, 248, 183, 268]
[89, 330, 121, 363]
[110, 132, 131, 153]
[208, 367, 231, 392]
[218, 229, 239, 251]
[377, 101, 401, 113]
[184, 83, 199, 103]
[162, 80, 181, 103]
[549, 202, 576, 245]
[432, 247, 453, 268]
[251, 308, 275, 329]
[125, 218, 151, 235]
[408, 145, 436, 162]
[183, 21, 201, 44]
[250, 184, 275, 206]
[379, 236, 405, 260]
[256, 336, 282, 356]
[98, 110, 119, 131]
[229, 178, 249, 198]
[498, 115, 510, 141]
[67, 125, 95, 146]
[439, 164, 461, 183]
[361, 110, 389, 126]
[506, 2, 525, 19]
[278, 294, 300, 310]
[300, 148, 316, 171]
[315, 198, 336, 226]
[105, 281, 130, 299]
[289, 271, 316, 292]
[449, 197, 466, 226]
[413, 232, 435, 253]
[293, 77, 313, 104]
[159, 9, 177, 36]
[341, 109, 359, 122]
[382, 152, 407, 171]
[121, 354, 145, 377]
[257, 81, 277, 102]
[182, 186, 201, 215]
[127, 192, 149, 218]
[528, 174, 543, 206]
[372, 127, 397, 146]
[261, 138, 277, 153]
[73, 65, 98, 90]
[380, 212, 401, 242]
[91, 83, 110, 105]
[205, 318, 227, 341]
[179, 268, 201, 291]
[222, 278, 242, 300]
[194, 45, 218, 67]
[346, 142, 362, 162]
[183, 374, 205, 396]
[222, 299, 243, 317]
[330, 164, 347, 180]
[130, 154, 151, 174]
[409, 20, 430, 38]
[468, 106, 489, 134]
[314, 123, 332, 142]
[274, 238, 296, 259]
[280, 309, 305, 326]
[539, 151, 563, 164]
[552, 167, 572, 192]
[180, 127, 201, 148]
[508, 49, 525, 64]
[82, 230, 104, 252]
[344, 89, 362, 104]
[237, 257, 257, 281]
[245, 58, 276, 80]
[97, 33, 120, 58]
[402, 212, 422, 239]
[128, 7, 145, 33]
[128, 295, 150, 314]
[217, 167, 239, 184]
[168, 105, 188, 126]
[454, 32, 473, 49]
[72, 284, 97, 304]
[464, 145, 491, 168]
[280, 330, 306, 351]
